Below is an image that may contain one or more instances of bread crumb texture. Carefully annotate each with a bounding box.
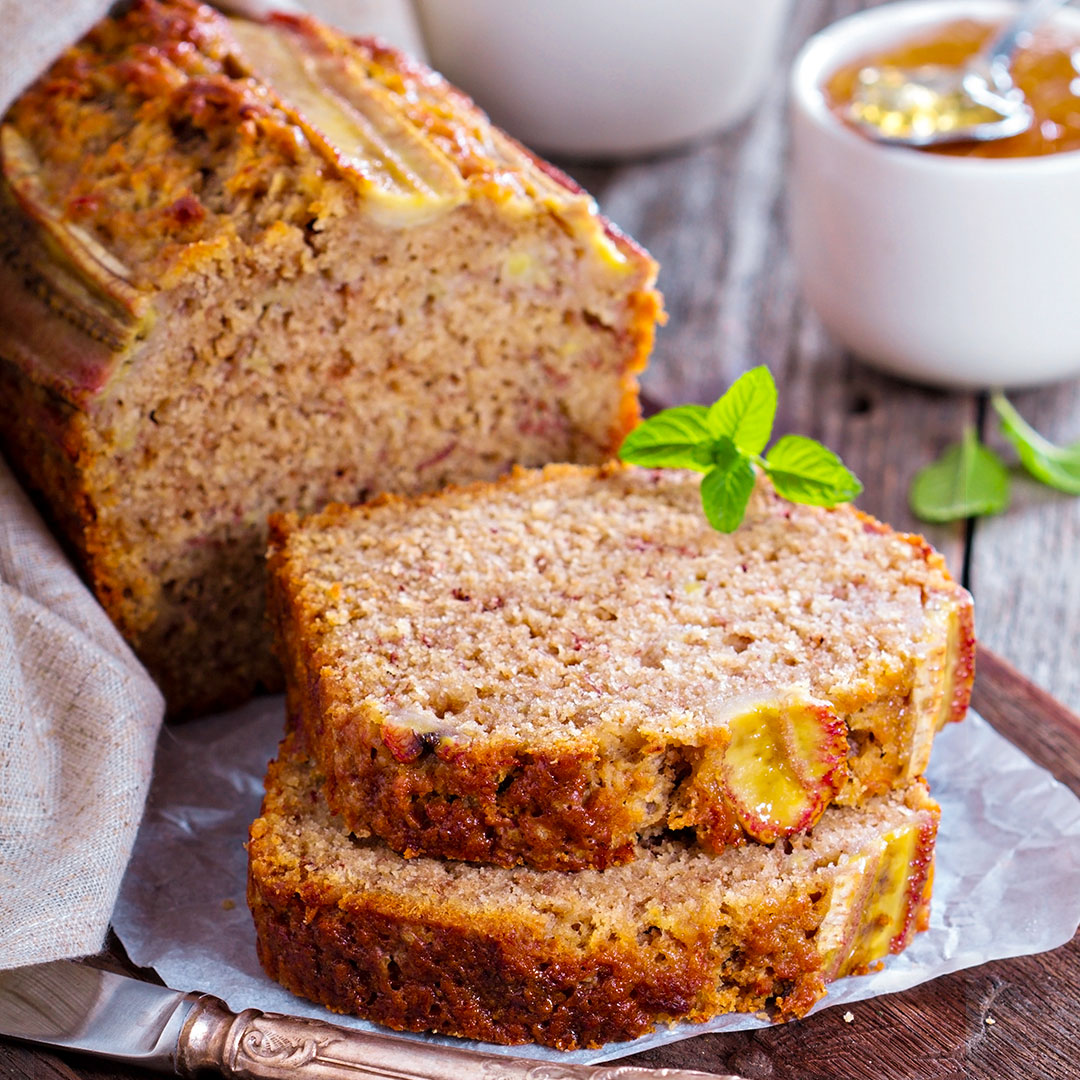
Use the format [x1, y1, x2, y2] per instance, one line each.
[0, 0, 660, 716]
[247, 732, 939, 1049]
[268, 462, 973, 869]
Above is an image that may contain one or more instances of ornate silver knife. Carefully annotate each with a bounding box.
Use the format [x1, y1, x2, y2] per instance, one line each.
[0, 960, 745, 1080]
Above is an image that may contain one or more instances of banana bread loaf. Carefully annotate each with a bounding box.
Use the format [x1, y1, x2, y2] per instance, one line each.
[247, 731, 939, 1051]
[0, 0, 661, 716]
[267, 462, 973, 871]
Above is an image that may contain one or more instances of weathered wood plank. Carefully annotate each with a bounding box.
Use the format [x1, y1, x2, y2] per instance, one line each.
[0, 1046, 122, 1080]
[971, 645, 1080, 790]
[631, 938, 1080, 1080]
[971, 384, 1080, 713]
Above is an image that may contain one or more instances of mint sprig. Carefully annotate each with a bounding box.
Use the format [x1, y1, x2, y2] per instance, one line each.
[617, 405, 716, 470]
[909, 395, 1080, 523]
[618, 366, 862, 533]
[701, 445, 756, 532]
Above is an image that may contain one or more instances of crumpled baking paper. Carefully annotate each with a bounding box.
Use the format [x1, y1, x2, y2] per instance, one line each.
[112, 702, 1080, 1065]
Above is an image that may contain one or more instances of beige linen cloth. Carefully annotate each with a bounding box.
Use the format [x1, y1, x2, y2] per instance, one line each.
[0, 0, 424, 970]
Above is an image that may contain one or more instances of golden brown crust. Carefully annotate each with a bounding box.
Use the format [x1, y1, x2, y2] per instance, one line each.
[309, 711, 639, 869]
[2, 1, 661, 352]
[249, 884, 715, 1050]
[0, 353, 92, 551]
[947, 597, 977, 725]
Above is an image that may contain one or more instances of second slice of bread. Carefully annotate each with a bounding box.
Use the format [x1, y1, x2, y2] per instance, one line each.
[248, 732, 939, 1050]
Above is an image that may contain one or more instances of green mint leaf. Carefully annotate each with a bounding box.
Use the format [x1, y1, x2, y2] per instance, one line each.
[617, 368, 860, 534]
[764, 435, 863, 507]
[701, 455, 756, 533]
[707, 365, 777, 456]
[618, 405, 714, 471]
[909, 426, 1010, 522]
[992, 392, 1080, 495]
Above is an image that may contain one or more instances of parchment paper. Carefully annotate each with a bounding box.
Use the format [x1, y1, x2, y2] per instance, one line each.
[112, 702, 1080, 1065]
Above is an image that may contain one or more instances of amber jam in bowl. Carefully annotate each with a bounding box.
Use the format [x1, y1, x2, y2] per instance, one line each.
[826, 18, 1080, 158]
[789, 0, 1080, 389]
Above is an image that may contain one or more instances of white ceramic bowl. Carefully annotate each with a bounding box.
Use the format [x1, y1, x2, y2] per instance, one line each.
[416, 0, 792, 158]
[789, 0, 1080, 389]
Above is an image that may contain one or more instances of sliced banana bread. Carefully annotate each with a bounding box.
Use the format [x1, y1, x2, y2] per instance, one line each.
[0, 0, 660, 716]
[267, 462, 973, 871]
[248, 732, 939, 1051]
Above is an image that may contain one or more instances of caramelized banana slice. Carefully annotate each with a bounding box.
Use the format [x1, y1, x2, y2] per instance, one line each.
[226, 18, 468, 224]
[0, 126, 149, 344]
[669, 691, 849, 848]
[821, 783, 939, 979]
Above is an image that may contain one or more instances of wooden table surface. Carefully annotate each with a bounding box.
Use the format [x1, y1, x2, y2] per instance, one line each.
[5, 2, 1080, 1078]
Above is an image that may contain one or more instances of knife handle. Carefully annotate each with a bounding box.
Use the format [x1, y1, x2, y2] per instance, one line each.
[175, 993, 742, 1080]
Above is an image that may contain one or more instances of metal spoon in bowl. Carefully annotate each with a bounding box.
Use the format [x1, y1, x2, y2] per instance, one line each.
[848, 0, 1069, 146]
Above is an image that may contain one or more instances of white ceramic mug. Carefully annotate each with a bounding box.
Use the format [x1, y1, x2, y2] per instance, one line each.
[789, 0, 1080, 389]
[415, 0, 792, 158]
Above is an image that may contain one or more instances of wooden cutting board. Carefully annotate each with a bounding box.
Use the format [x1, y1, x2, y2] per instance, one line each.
[2, 646, 1078, 1080]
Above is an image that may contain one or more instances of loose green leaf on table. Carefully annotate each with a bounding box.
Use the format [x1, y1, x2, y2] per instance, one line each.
[909, 425, 1010, 523]
[618, 365, 861, 533]
[992, 392, 1080, 495]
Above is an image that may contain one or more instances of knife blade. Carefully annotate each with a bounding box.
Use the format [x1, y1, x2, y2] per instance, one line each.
[0, 960, 745, 1080]
[0, 960, 193, 1069]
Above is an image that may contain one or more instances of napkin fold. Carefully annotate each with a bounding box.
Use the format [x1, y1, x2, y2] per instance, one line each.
[0, 457, 164, 969]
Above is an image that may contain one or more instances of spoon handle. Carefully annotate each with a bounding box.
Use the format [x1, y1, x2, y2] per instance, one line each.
[983, 0, 1070, 90]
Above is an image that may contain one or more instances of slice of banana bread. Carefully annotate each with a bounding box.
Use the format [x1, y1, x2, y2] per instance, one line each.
[248, 732, 939, 1051]
[0, 0, 660, 716]
[267, 462, 973, 871]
